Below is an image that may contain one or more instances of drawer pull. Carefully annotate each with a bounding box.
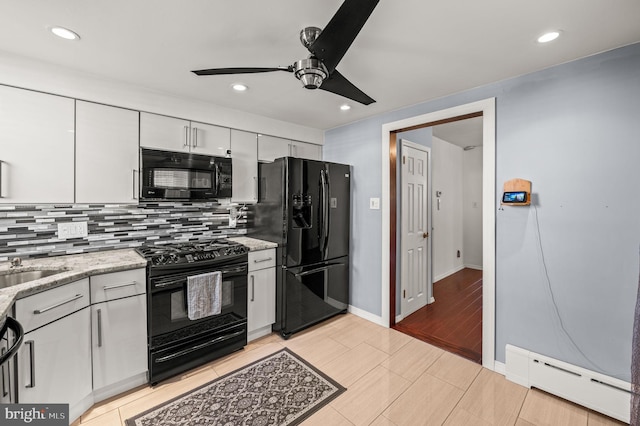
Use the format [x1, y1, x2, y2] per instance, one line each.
[33, 294, 83, 314]
[253, 257, 273, 263]
[103, 281, 138, 291]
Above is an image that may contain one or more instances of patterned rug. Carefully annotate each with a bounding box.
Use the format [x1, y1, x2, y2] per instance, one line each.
[125, 348, 345, 426]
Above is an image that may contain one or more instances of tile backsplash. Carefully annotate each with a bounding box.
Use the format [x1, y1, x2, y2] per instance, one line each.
[0, 202, 250, 262]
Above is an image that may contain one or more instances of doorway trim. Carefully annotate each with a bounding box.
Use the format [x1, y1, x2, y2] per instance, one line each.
[381, 98, 496, 370]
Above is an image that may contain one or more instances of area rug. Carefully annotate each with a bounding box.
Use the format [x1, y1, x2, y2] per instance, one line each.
[125, 348, 345, 426]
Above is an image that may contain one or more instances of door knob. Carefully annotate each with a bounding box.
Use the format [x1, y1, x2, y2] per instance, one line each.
[423, 232, 429, 238]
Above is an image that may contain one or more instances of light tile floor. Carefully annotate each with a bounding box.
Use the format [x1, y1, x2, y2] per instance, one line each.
[74, 314, 626, 426]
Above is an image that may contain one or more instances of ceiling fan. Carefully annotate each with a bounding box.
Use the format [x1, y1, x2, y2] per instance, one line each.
[191, 0, 379, 105]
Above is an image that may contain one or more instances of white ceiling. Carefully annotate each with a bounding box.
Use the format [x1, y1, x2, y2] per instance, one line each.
[2, 0, 640, 131]
[433, 117, 483, 149]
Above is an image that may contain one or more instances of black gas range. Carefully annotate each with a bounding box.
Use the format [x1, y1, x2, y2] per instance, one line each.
[136, 239, 249, 384]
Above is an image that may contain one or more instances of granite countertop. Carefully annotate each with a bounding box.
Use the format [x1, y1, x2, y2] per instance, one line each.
[0, 249, 147, 327]
[0, 237, 276, 328]
[228, 236, 278, 251]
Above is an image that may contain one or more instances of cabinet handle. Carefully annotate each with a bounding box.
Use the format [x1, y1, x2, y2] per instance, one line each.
[192, 127, 198, 148]
[254, 176, 258, 201]
[33, 294, 83, 314]
[103, 281, 137, 291]
[25, 340, 35, 388]
[97, 309, 103, 348]
[132, 169, 138, 200]
[184, 126, 190, 147]
[253, 257, 272, 263]
[250, 275, 255, 302]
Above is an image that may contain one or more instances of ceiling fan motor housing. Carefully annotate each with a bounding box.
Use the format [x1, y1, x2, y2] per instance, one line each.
[294, 57, 328, 89]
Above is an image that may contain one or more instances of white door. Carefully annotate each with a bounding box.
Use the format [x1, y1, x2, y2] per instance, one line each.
[400, 140, 431, 317]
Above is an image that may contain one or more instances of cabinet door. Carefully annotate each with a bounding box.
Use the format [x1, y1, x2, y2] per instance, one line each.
[292, 141, 322, 160]
[0, 85, 75, 203]
[17, 308, 92, 413]
[140, 112, 190, 152]
[257, 134, 290, 162]
[191, 122, 230, 157]
[247, 267, 276, 337]
[92, 294, 147, 391]
[76, 101, 140, 203]
[231, 129, 258, 203]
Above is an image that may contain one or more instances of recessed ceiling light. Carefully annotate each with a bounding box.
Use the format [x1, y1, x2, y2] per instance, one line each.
[231, 83, 248, 92]
[49, 26, 80, 40]
[340, 104, 351, 111]
[537, 31, 560, 44]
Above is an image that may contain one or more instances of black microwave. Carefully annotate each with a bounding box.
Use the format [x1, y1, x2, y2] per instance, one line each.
[140, 148, 232, 201]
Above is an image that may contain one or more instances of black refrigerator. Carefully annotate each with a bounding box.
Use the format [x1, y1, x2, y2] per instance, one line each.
[254, 157, 350, 339]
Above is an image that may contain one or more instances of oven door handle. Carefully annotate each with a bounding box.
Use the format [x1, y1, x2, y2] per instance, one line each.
[154, 279, 184, 289]
[154, 329, 245, 363]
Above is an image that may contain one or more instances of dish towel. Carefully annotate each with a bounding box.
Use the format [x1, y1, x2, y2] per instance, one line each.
[187, 271, 222, 320]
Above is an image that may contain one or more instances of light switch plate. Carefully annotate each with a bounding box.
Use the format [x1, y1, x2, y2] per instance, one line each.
[58, 222, 88, 239]
[369, 197, 380, 210]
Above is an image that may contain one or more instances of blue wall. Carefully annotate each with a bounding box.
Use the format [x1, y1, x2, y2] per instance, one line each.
[323, 42, 640, 381]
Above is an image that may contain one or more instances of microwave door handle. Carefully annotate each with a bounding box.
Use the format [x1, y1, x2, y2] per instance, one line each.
[215, 163, 221, 194]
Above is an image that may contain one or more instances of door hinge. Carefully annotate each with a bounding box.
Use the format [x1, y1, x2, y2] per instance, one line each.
[403, 289, 406, 298]
[402, 156, 405, 164]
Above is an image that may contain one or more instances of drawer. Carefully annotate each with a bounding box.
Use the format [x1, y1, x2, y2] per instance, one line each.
[90, 268, 146, 303]
[248, 249, 276, 272]
[16, 278, 90, 333]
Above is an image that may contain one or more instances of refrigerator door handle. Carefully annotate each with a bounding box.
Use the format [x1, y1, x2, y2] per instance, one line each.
[293, 262, 343, 277]
[319, 168, 330, 258]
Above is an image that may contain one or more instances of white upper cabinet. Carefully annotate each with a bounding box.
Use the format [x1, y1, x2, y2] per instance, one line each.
[191, 121, 231, 157]
[257, 134, 290, 162]
[140, 112, 230, 157]
[258, 134, 322, 162]
[0, 85, 75, 204]
[292, 140, 322, 160]
[76, 101, 140, 204]
[231, 129, 258, 203]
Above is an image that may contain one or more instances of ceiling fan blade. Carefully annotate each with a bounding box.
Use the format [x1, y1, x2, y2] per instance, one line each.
[308, 0, 379, 73]
[319, 69, 375, 105]
[192, 66, 293, 76]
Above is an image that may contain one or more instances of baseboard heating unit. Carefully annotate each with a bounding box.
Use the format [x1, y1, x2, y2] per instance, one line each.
[505, 344, 631, 423]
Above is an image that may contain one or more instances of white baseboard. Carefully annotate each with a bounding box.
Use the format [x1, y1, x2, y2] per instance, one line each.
[348, 305, 386, 326]
[433, 264, 465, 282]
[505, 344, 631, 423]
[464, 264, 483, 270]
[494, 360, 506, 376]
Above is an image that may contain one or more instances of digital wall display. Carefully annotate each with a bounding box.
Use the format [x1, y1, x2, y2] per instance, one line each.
[502, 191, 527, 203]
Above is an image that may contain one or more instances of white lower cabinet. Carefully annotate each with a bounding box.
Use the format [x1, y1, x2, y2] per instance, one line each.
[91, 294, 147, 398]
[15, 278, 92, 422]
[247, 249, 276, 341]
[14, 268, 148, 423]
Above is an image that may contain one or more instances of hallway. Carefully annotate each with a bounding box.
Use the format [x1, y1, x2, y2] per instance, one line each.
[393, 268, 482, 363]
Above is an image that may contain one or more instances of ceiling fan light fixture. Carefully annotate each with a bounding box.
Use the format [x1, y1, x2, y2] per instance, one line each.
[49, 26, 80, 40]
[537, 31, 561, 43]
[294, 58, 328, 89]
[231, 83, 248, 92]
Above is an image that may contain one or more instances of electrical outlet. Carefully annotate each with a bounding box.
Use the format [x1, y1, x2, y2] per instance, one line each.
[457, 250, 461, 258]
[58, 222, 88, 239]
[228, 215, 237, 228]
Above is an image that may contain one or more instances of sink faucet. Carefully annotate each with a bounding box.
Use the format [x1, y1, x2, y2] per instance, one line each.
[10, 257, 22, 268]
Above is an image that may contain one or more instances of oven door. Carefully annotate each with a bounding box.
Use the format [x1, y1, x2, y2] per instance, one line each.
[149, 263, 247, 343]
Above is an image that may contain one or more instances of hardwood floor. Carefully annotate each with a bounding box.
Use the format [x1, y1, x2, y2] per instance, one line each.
[393, 268, 483, 363]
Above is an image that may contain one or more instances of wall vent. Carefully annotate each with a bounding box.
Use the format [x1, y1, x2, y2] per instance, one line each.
[505, 344, 630, 423]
